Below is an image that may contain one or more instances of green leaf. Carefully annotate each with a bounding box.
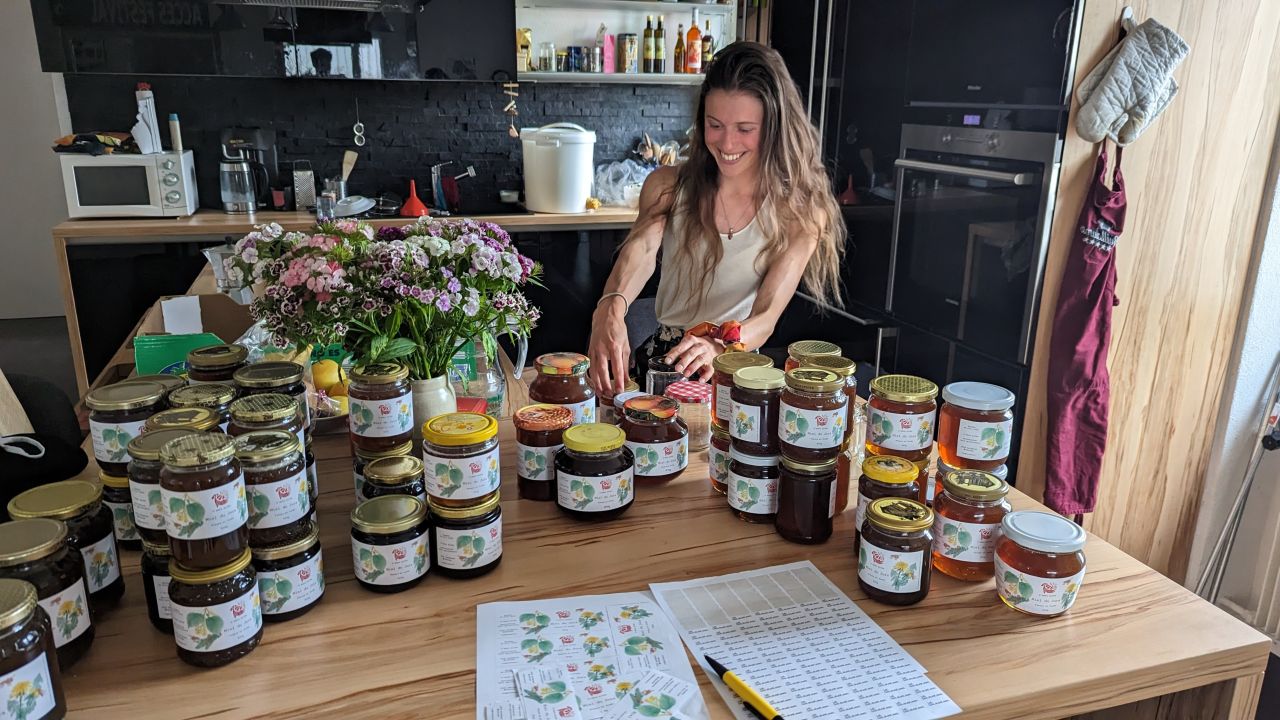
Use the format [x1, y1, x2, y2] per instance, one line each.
[186, 612, 205, 629]
[542, 693, 565, 704]
[748, 487, 760, 501]
[102, 428, 117, 443]
[149, 490, 162, 506]
[360, 549, 373, 562]
[943, 524, 958, 538]
[1017, 581, 1034, 599]
[205, 615, 224, 634]
[548, 681, 567, 693]
[435, 464, 450, 477]
[624, 646, 641, 656]
[169, 497, 185, 514]
[276, 579, 293, 596]
[795, 417, 809, 434]
[957, 530, 972, 546]
[448, 468, 463, 484]
[537, 640, 553, 652]
[1004, 571, 1019, 584]
[582, 485, 595, 499]
[521, 639, 538, 650]
[372, 554, 388, 570]
[380, 337, 419, 360]
[260, 578, 276, 594]
[982, 427, 997, 441]
[186, 502, 205, 523]
[627, 636, 645, 645]
[637, 707, 662, 717]
[369, 335, 389, 360]
[472, 537, 486, 552]
[658, 694, 677, 710]
[457, 535, 473, 549]
[570, 480, 583, 492]
[252, 493, 271, 513]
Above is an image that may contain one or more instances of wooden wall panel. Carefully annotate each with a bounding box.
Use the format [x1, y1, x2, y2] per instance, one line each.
[1018, 0, 1280, 582]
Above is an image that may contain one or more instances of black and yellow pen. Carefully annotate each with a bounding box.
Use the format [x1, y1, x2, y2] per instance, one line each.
[704, 654, 785, 720]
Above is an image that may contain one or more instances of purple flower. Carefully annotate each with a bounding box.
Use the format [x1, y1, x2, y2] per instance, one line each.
[447, 278, 461, 293]
[376, 226, 406, 242]
[435, 294, 453, 312]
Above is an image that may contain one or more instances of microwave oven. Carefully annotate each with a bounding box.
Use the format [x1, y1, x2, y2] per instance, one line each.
[59, 150, 198, 219]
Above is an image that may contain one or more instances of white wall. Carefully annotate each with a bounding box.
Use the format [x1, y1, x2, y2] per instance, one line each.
[0, 1, 69, 319]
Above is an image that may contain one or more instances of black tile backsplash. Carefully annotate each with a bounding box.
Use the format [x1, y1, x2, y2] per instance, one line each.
[63, 75, 697, 210]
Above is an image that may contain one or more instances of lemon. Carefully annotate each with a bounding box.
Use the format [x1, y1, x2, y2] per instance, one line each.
[312, 359, 343, 392]
[329, 381, 349, 398]
[331, 396, 349, 415]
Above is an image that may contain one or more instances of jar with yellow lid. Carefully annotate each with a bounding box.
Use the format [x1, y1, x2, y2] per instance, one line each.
[350, 496, 429, 593]
[160, 433, 249, 570]
[799, 355, 858, 446]
[555, 424, 634, 521]
[234, 360, 308, 431]
[9, 480, 124, 610]
[858, 498, 934, 606]
[186, 343, 248, 384]
[514, 404, 575, 501]
[422, 412, 501, 507]
[932, 470, 1011, 581]
[995, 511, 1087, 617]
[0, 578, 66, 718]
[779, 368, 848, 464]
[360, 456, 427, 504]
[529, 352, 597, 425]
[785, 340, 841, 371]
[144, 406, 222, 434]
[127, 428, 197, 545]
[141, 540, 173, 633]
[597, 377, 639, 425]
[428, 495, 503, 579]
[99, 471, 140, 552]
[251, 521, 324, 622]
[229, 393, 305, 451]
[167, 382, 236, 432]
[730, 366, 786, 455]
[168, 548, 262, 667]
[866, 375, 938, 464]
[855, 456, 921, 545]
[348, 362, 414, 452]
[232, 430, 310, 547]
[933, 458, 1007, 506]
[711, 352, 773, 432]
[86, 380, 166, 475]
[0, 519, 94, 669]
[353, 441, 414, 499]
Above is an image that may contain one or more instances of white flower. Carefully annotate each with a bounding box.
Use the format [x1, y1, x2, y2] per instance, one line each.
[426, 237, 450, 256]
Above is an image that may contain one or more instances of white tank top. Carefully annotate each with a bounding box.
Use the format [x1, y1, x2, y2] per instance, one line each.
[654, 205, 769, 329]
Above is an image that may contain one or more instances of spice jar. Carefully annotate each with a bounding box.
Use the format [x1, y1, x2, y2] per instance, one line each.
[856, 456, 921, 543]
[141, 540, 173, 633]
[167, 383, 236, 431]
[252, 522, 324, 623]
[799, 355, 857, 446]
[354, 441, 414, 499]
[360, 456, 427, 504]
[160, 432, 250, 570]
[711, 352, 773, 432]
[933, 459, 1007, 505]
[727, 446, 780, 523]
[598, 378, 639, 425]
[932, 470, 1011, 581]
[128, 428, 198, 546]
[785, 340, 840, 371]
[529, 353, 597, 424]
[938, 382, 1016, 471]
[168, 548, 263, 667]
[234, 360, 308, 430]
[8, 480, 124, 610]
[646, 357, 683, 397]
[858, 498, 934, 606]
[995, 511, 1087, 617]
[779, 368, 848, 464]
[422, 413, 501, 507]
[555, 424, 635, 521]
[119, 373, 187, 406]
[348, 362, 414, 452]
[0, 579, 66, 719]
[229, 393, 305, 450]
[708, 424, 731, 495]
[730, 367, 785, 455]
[350, 496, 429, 593]
[186, 343, 248, 384]
[86, 381, 166, 476]
[514, 404, 574, 501]
[620, 396, 688, 484]
[144, 406, 222, 433]
[865, 375, 938, 464]
[428, 495, 503, 579]
[99, 471, 141, 551]
[232, 430, 310, 547]
[664, 381, 712, 452]
[776, 457, 837, 544]
[0, 519, 94, 669]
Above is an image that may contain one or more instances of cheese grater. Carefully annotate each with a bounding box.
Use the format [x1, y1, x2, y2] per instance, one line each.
[292, 159, 316, 209]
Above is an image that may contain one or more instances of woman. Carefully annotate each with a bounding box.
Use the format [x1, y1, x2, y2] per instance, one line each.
[588, 41, 844, 395]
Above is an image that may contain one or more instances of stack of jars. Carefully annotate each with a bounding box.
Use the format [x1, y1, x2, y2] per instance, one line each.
[347, 361, 417, 496]
[419, 413, 504, 582]
[710, 352, 773, 495]
[234, 361, 317, 518]
[797, 354, 860, 515]
[773, 367, 847, 544]
[934, 382, 1016, 503]
[727, 366, 784, 524]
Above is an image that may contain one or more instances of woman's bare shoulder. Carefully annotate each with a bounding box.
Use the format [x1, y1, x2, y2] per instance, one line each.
[639, 165, 680, 214]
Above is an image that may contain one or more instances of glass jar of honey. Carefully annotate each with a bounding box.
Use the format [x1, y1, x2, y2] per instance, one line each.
[228, 393, 305, 451]
[144, 406, 222, 434]
[421, 413, 501, 508]
[938, 382, 1016, 471]
[708, 424, 731, 495]
[514, 404, 575, 501]
[858, 498, 933, 606]
[167, 383, 236, 432]
[995, 511, 1087, 617]
[727, 446, 779, 524]
[86, 381, 167, 476]
[711, 352, 772, 432]
[621, 396, 688, 484]
[932, 459, 1007, 506]
[865, 375, 938, 464]
[931, 470, 1011, 581]
[775, 457, 837, 544]
[856, 456, 920, 544]
[785, 340, 840, 371]
[555, 424, 635, 521]
[779, 368, 847, 464]
[348, 362, 414, 452]
[529, 353, 596, 425]
[799, 355, 857, 445]
[730, 367, 785, 456]
[186, 344, 248, 384]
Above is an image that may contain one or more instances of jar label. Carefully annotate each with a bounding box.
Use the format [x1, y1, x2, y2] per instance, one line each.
[353, 470, 365, 497]
[260, 551, 325, 616]
[38, 578, 91, 648]
[828, 482, 838, 519]
[436, 516, 503, 571]
[956, 418, 1013, 461]
[348, 391, 414, 438]
[151, 574, 172, 620]
[715, 383, 733, 423]
[855, 492, 871, 534]
[423, 445, 501, 500]
[89, 418, 147, 464]
[557, 470, 633, 512]
[352, 535, 429, 586]
[779, 402, 846, 449]
[79, 531, 121, 594]
[709, 443, 730, 486]
[625, 437, 688, 478]
[131, 481, 166, 531]
[932, 516, 1000, 564]
[0, 652, 57, 720]
[994, 556, 1085, 616]
[516, 442, 561, 482]
[729, 401, 763, 443]
[858, 540, 924, 594]
[104, 498, 140, 543]
[728, 470, 778, 515]
[248, 470, 311, 529]
[161, 475, 249, 540]
[558, 398, 597, 425]
[866, 408, 935, 452]
[171, 584, 262, 653]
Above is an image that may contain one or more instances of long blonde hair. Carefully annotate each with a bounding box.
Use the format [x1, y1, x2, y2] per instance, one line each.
[647, 41, 845, 311]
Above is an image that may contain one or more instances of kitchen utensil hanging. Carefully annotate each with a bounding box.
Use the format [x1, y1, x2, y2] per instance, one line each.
[503, 83, 520, 138]
[353, 98, 366, 146]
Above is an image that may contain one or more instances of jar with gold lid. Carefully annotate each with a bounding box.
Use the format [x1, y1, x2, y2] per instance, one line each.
[232, 430, 310, 547]
[348, 362, 414, 452]
[251, 521, 324, 623]
[514, 404, 575, 501]
[141, 540, 173, 633]
[422, 413, 501, 508]
[119, 372, 187, 396]
[168, 548, 262, 667]
[167, 383, 236, 432]
[144, 406, 222, 434]
[529, 353, 597, 425]
[428, 495, 503, 579]
[932, 469, 1011, 581]
[555, 424, 635, 521]
[9, 480, 124, 610]
[730, 367, 786, 456]
[865, 374, 938, 464]
[0, 519, 94, 669]
[86, 381, 166, 476]
[99, 471, 140, 552]
[353, 441, 414, 499]
[234, 361, 308, 431]
[711, 352, 773, 432]
[995, 511, 1087, 617]
[350, 496, 429, 593]
[186, 344, 248, 384]
[856, 456, 921, 545]
[360, 456, 427, 504]
[229, 393, 305, 450]
[160, 433, 249, 570]
[858, 498, 934, 606]
[785, 340, 841, 371]
[0, 578, 66, 718]
[127, 428, 198, 545]
[799, 355, 858, 447]
[779, 368, 848, 464]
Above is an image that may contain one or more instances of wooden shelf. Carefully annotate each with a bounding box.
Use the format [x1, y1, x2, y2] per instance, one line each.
[517, 0, 736, 15]
[518, 70, 704, 84]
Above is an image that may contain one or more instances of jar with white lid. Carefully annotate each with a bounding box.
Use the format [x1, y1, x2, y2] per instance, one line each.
[937, 382, 1016, 471]
[994, 511, 1087, 617]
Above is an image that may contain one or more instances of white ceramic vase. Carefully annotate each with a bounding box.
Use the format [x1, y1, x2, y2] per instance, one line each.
[412, 375, 457, 441]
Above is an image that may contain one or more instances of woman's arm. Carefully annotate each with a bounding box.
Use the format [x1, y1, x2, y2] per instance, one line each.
[587, 167, 678, 395]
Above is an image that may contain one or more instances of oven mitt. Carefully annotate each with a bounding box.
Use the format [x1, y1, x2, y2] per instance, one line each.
[0, 436, 89, 520]
[1075, 17, 1188, 146]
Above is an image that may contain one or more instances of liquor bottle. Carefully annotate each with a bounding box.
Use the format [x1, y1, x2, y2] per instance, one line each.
[643, 15, 655, 73]
[701, 19, 714, 71]
[655, 15, 667, 73]
[686, 10, 702, 74]
[674, 25, 685, 74]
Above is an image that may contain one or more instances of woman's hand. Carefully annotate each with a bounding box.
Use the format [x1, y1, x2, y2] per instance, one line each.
[664, 335, 721, 382]
[587, 300, 631, 396]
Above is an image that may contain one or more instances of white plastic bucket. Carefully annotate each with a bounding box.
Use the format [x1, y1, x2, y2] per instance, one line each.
[519, 123, 597, 214]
